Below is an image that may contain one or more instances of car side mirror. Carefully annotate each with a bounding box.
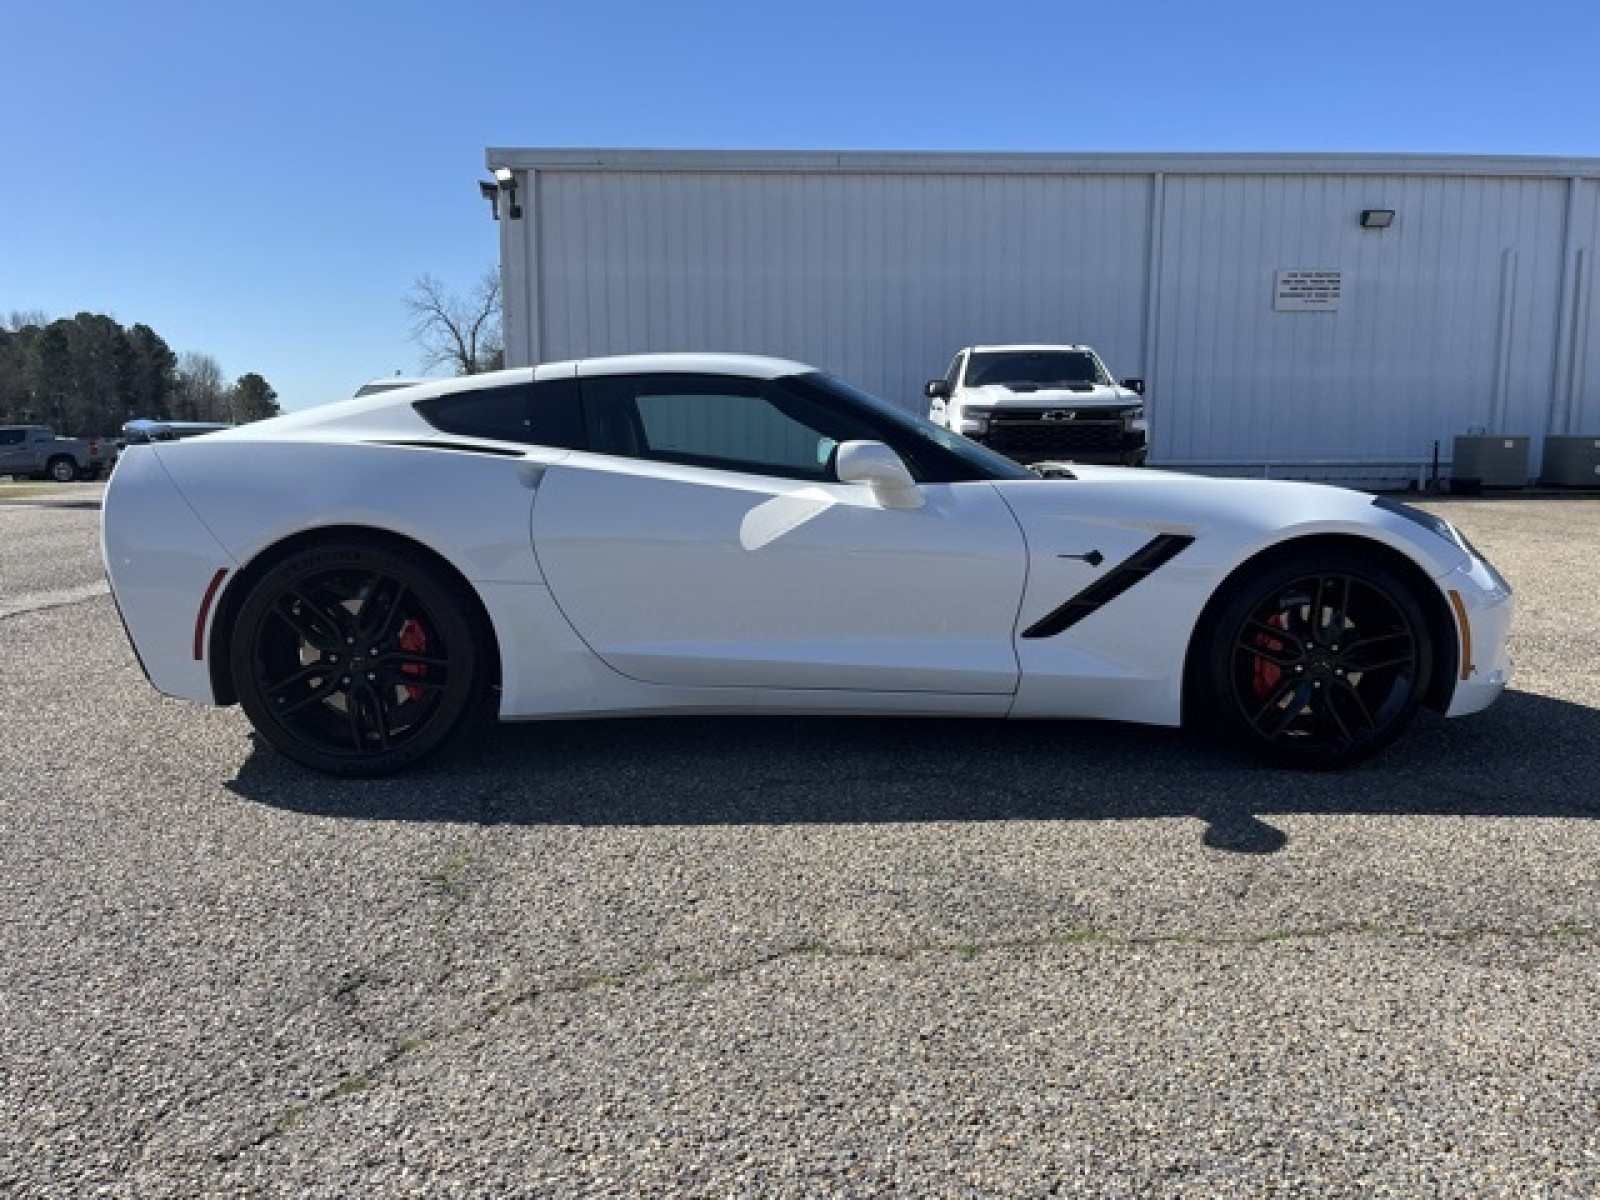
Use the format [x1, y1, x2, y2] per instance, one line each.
[1121, 378, 1145, 395]
[925, 380, 951, 400]
[835, 441, 924, 509]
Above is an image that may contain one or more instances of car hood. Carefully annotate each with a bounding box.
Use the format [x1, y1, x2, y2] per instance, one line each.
[960, 383, 1137, 410]
[989, 467, 1473, 581]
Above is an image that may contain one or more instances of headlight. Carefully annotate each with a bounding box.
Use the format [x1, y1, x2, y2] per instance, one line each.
[1123, 406, 1146, 429]
[1370, 496, 1507, 588]
[958, 407, 990, 436]
[1371, 495, 1462, 548]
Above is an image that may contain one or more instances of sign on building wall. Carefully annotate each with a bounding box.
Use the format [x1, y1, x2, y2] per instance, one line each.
[1273, 269, 1342, 312]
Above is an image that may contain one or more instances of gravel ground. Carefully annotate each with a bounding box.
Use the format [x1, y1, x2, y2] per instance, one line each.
[1, 488, 1598, 1197]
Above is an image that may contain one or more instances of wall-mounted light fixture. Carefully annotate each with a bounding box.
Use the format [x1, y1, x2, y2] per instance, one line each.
[494, 166, 522, 220]
[478, 179, 500, 221]
[1360, 208, 1396, 230]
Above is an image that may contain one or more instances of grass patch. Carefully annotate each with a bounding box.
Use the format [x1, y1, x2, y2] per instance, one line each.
[1056, 928, 1114, 946]
[0, 481, 71, 499]
[430, 848, 472, 896]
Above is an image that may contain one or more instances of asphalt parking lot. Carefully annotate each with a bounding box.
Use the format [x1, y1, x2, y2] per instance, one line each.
[2, 484, 1598, 1197]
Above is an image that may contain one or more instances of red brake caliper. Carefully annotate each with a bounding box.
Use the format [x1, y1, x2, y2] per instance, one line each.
[1252, 614, 1288, 698]
[398, 618, 429, 701]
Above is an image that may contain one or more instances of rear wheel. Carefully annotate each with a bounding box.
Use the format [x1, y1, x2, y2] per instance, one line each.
[47, 456, 77, 483]
[230, 540, 491, 776]
[1201, 551, 1433, 768]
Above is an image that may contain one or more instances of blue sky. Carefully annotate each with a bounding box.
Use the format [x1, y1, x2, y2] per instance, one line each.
[4, 0, 1598, 412]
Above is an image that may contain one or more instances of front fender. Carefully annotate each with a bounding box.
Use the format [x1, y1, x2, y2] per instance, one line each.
[996, 474, 1472, 724]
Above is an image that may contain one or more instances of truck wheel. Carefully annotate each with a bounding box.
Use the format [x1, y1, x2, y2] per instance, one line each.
[47, 457, 77, 483]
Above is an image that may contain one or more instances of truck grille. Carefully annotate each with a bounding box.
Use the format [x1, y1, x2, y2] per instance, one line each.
[981, 411, 1128, 462]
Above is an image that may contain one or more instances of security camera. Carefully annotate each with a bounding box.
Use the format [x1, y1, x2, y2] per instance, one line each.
[488, 167, 522, 218]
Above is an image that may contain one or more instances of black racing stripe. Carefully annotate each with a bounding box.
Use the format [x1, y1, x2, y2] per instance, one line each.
[1020, 533, 1196, 639]
[367, 439, 526, 458]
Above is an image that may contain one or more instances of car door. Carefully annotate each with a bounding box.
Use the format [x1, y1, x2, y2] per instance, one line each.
[531, 372, 1029, 694]
[0, 429, 24, 473]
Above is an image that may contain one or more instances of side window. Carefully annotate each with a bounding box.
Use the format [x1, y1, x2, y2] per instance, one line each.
[414, 379, 586, 450]
[582, 374, 873, 481]
[0, 429, 25, 446]
[945, 352, 965, 390]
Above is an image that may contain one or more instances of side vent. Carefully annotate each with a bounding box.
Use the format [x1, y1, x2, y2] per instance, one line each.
[1021, 534, 1195, 639]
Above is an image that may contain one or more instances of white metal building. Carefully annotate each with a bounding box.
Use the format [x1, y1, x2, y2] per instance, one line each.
[485, 149, 1600, 484]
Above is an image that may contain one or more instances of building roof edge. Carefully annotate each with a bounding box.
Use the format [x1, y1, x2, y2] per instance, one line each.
[484, 147, 1600, 179]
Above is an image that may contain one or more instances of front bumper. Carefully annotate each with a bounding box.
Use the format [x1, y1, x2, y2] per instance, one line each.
[1438, 555, 1514, 717]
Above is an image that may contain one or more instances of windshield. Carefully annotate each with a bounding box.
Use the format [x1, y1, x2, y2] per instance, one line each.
[790, 372, 1034, 482]
[964, 350, 1108, 388]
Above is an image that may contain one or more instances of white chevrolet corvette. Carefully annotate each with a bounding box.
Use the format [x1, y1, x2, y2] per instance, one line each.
[101, 354, 1513, 776]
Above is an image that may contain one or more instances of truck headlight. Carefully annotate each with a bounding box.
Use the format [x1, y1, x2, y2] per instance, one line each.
[958, 408, 990, 436]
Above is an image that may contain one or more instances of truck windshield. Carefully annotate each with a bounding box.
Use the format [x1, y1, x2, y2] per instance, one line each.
[788, 372, 1035, 483]
[965, 351, 1107, 388]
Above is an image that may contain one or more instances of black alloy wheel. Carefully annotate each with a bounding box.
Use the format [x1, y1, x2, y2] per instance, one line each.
[1204, 551, 1433, 768]
[231, 540, 490, 776]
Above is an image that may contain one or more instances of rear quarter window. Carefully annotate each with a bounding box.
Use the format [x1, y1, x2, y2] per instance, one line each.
[414, 380, 586, 450]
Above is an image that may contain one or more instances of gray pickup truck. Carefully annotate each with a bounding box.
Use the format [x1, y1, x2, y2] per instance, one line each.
[0, 425, 110, 482]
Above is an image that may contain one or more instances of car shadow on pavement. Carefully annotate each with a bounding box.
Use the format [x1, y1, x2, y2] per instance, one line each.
[227, 687, 1599, 854]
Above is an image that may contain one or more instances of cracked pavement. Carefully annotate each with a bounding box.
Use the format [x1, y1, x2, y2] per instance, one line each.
[2, 488, 1599, 1196]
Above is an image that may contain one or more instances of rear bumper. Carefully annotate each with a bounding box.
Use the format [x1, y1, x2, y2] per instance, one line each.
[101, 447, 237, 704]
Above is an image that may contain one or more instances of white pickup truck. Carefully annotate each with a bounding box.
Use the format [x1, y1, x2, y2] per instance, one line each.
[925, 344, 1149, 467]
[0, 425, 109, 482]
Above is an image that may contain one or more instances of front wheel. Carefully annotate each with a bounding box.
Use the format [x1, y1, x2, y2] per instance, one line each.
[1199, 551, 1433, 768]
[230, 540, 492, 776]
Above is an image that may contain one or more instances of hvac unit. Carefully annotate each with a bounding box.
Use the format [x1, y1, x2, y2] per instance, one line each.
[1451, 435, 1529, 490]
[1540, 436, 1600, 487]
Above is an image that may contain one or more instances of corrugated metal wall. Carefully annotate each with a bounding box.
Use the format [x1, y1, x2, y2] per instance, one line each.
[495, 153, 1600, 480]
[1153, 173, 1569, 465]
[533, 171, 1152, 407]
[1568, 178, 1600, 436]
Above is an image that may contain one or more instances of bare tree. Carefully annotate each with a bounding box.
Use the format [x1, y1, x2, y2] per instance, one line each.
[405, 269, 503, 375]
[174, 352, 228, 421]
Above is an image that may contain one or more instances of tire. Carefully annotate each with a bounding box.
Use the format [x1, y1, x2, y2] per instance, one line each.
[230, 540, 492, 776]
[47, 456, 77, 483]
[1199, 550, 1433, 769]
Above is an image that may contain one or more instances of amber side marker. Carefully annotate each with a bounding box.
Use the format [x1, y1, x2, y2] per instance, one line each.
[1447, 589, 1473, 682]
[193, 568, 229, 660]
